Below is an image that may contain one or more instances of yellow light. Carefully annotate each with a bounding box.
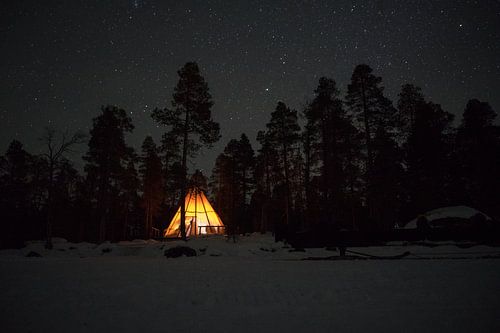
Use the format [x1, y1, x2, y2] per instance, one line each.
[164, 188, 224, 237]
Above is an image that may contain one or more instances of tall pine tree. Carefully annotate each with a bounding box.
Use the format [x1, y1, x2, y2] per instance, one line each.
[370, 126, 404, 229]
[160, 131, 182, 212]
[139, 136, 163, 239]
[251, 130, 277, 232]
[120, 159, 140, 239]
[152, 62, 220, 240]
[265, 102, 300, 230]
[396, 84, 425, 140]
[455, 99, 500, 218]
[346, 64, 396, 225]
[0, 141, 36, 248]
[305, 77, 361, 229]
[405, 101, 454, 216]
[83, 105, 134, 242]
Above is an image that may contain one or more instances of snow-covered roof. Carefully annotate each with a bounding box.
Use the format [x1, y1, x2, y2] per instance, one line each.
[404, 205, 491, 229]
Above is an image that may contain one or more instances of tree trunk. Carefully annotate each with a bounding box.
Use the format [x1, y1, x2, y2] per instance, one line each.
[163, 155, 170, 207]
[283, 141, 290, 226]
[361, 80, 372, 169]
[264, 152, 271, 232]
[180, 109, 189, 240]
[304, 129, 312, 229]
[98, 180, 108, 243]
[99, 210, 106, 243]
[144, 202, 149, 239]
[242, 169, 247, 207]
[321, 113, 331, 224]
[123, 206, 129, 240]
[45, 160, 54, 249]
[360, 79, 374, 220]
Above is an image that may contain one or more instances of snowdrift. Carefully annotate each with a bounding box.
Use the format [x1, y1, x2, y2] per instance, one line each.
[405, 205, 492, 229]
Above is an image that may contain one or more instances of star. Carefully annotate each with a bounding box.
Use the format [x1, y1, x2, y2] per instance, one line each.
[0, 0, 498, 175]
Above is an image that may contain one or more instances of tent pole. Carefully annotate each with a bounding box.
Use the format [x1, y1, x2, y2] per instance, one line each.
[200, 192, 213, 233]
[194, 188, 198, 235]
[186, 189, 194, 237]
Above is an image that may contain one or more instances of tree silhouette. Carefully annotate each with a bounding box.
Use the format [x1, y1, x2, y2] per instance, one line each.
[455, 99, 500, 217]
[189, 169, 208, 191]
[237, 133, 255, 209]
[160, 131, 182, 212]
[405, 101, 454, 215]
[396, 84, 425, 139]
[305, 77, 361, 229]
[152, 62, 220, 240]
[39, 127, 85, 249]
[265, 102, 300, 229]
[210, 153, 231, 219]
[301, 119, 317, 227]
[0, 141, 36, 248]
[346, 65, 394, 166]
[121, 159, 140, 239]
[83, 105, 134, 242]
[139, 136, 163, 239]
[370, 126, 404, 229]
[49, 158, 80, 241]
[211, 134, 255, 236]
[346, 64, 396, 223]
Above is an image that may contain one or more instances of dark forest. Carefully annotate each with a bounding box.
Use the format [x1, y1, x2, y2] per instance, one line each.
[1, 61, 499, 249]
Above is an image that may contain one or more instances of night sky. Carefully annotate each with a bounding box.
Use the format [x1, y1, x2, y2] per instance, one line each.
[1, 0, 499, 173]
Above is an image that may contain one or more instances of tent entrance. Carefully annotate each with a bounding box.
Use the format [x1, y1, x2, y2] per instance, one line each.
[164, 188, 225, 238]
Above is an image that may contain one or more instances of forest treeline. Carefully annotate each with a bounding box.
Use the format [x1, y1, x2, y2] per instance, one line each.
[1, 62, 499, 248]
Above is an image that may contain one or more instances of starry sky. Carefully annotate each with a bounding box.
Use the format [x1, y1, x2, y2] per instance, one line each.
[1, 0, 499, 173]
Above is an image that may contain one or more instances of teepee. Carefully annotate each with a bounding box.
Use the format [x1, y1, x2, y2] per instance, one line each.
[164, 188, 225, 237]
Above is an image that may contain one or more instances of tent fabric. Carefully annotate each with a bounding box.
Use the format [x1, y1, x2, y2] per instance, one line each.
[164, 188, 225, 237]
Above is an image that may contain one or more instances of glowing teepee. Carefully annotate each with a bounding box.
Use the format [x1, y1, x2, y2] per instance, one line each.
[164, 188, 225, 237]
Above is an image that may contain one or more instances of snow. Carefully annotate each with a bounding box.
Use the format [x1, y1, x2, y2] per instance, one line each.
[1, 234, 500, 332]
[404, 205, 492, 229]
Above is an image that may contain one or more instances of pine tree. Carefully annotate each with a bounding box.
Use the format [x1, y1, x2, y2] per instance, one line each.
[152, 62, 220, 240]
[210, 134, 255, 236]
[139, 136, 163, 239]
[265, 102, 300, 229]
[456, 99, 500, 217]
[305, 77, 361, 229]
[462, 99, 497, 130]
[346, 64, 396, 223]
[189, 169, 208, 191]
[405, 101, 454, 215]
[252, 130, 277, 232]
[50, 158, 80, 241]
[209, 153, 231, 216]
[255, 130, 275, 201]
[83, 105, 134, 242]
[396, 84, 425, 139]
[370, 126, 404, 229]
[0, 140, 35, 248]
[396, 84, 427, 220]
[120, 159, 140, 239]
[73, 176, 94, 242]
[301, 120, 317, 225]
[160, 131, 181, 211]
[346, 65, 394, 167]
[236, 133, 255, 208]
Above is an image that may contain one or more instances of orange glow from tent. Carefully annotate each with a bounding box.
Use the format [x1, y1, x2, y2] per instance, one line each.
[164, 188, 225, 237]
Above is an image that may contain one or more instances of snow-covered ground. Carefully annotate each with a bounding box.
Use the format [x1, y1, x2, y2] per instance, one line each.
[1, 234, 500, 332]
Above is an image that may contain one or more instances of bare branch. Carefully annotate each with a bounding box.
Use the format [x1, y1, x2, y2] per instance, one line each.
[39, 127, 87, 163]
